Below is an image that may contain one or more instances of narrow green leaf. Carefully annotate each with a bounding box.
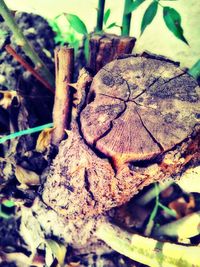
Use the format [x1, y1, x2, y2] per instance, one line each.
[141, 1, 158, 35]
[0, 123, 53, 144]
[158, 203, 177, 217]
[107, 22, 117, 29]
[66, 14, 88, 35]
[125, 0, 145, 15]
[188, 59, 200, 80]
[103, 8, 111, 25]
[163, 7, 188, 45]
[84, 36, 90, 63]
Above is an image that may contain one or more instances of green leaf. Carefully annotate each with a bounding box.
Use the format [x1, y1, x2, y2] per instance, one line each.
[163, 7, 188, 45]
[84, 36, 90, 63]
[103, 8, 111, 25]
[2, 200, 15, 208]
[188, 59, 200, 80]
[107, 22, 117, 29]
[141, 1, 158, 35]
[125, 0, 145, 15]
[66, 14, 88, 35]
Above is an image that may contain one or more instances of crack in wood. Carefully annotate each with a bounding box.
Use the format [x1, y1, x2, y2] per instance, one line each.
[136, 109, 164, 152]
[84, 169, 96, 202]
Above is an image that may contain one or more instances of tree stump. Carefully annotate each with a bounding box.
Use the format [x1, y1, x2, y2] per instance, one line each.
[89, 34, 136, 74]
[42, 54, 200, 221]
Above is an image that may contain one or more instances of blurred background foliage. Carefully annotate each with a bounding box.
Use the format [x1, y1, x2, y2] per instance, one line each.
[4, 0, 200, 68]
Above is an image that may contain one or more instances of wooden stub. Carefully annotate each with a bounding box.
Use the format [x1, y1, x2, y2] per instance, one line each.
[51, 46, 74, 146]
[89, 34, 136, 74]
[43, 54, 200, 220]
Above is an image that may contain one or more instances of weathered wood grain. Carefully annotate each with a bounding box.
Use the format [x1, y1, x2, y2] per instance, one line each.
[43, 54, 200, 220]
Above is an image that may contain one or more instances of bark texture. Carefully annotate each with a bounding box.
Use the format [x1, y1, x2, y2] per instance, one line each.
[89, 34, 136, 74]
[51, 46, 74, 145]
[42, 54, 200, 221]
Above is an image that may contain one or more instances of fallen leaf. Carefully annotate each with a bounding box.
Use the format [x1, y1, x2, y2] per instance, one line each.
[46, 239, 67, 266]
[169, 195, 195, 219]
[0, 90, 20, 109]
[36, 128, 54, 152]
[15, 165, 40, 186]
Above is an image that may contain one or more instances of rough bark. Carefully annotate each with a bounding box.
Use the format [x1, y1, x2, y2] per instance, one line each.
[42, 54, 200, 221]
[89, 34, 136, 74]
[51, 46, 74, 146]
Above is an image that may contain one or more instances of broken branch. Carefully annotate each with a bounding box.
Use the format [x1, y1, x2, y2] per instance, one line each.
[51, 46, 74, 146]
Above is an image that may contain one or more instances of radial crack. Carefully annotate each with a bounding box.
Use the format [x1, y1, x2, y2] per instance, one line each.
[94, 101, 127, 145]
[84, 169, 96, 202]
[136, 109, 164, 152]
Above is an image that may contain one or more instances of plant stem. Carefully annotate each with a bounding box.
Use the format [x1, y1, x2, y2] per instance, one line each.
[121, 0, 132, 36]
[95, 0, 106, 32]
[188, 59, 200, 80]
[96, 222, 200, 267]
[0, 0, 55, 88]
[136, 181, 173, 206]
[153, 211, 200, 239]
[5, 45, 54, 93]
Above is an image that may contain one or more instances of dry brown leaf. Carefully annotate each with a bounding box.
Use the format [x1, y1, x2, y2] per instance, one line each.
[15, 165, 40, 186]
[66, 262, 81, 267]
[36, 128, 54, 152]
[160, 185, 174, 198]
[0, 90, 20, 109]
[168, 195, 195, 219]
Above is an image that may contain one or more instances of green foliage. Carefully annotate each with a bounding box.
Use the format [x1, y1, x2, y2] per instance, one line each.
[145, 183, 176, 235]
[141, 1, 158, 35]
[0, 200, 15, 219]
[103, 8, 111, 25]
[66, 14, 88, 35]
[163, 6, 188, 45]
[107, 22, 117, 29]
[125, 0, 145, 15]
[84, 36, 90, 62]
[0, 29, 8, 37]
[122, 0, 188, 45]
[48, 17, 80, 54]
[188, 59, 200, 80]
[102, 8, 117, 31]
[0, 123, 53, 144]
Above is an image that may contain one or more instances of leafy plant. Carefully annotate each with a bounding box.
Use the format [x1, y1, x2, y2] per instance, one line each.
[48, 16, 80, 55]
[123, 0, 188, 45]
[0, 0, 55, 87]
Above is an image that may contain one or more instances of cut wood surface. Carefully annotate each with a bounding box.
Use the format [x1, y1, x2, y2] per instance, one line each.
[43, 54, 200, 220]
[81, 55, 200, 168]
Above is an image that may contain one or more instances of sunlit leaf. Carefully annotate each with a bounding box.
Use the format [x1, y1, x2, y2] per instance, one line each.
[163, 7, 188, 45]
[141, 1, 158, 35]
[36, 127, 54, 152]
[15, 165, 40, 186]
[107, 22, 117, 29]
[2, 199, 15, 208]
[46, 239, 67, 266]
[66, 14, 88, 35]
[0, 90, 19, 109]
[125, 0, 145, 15]
[103, 8, 111, 25]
